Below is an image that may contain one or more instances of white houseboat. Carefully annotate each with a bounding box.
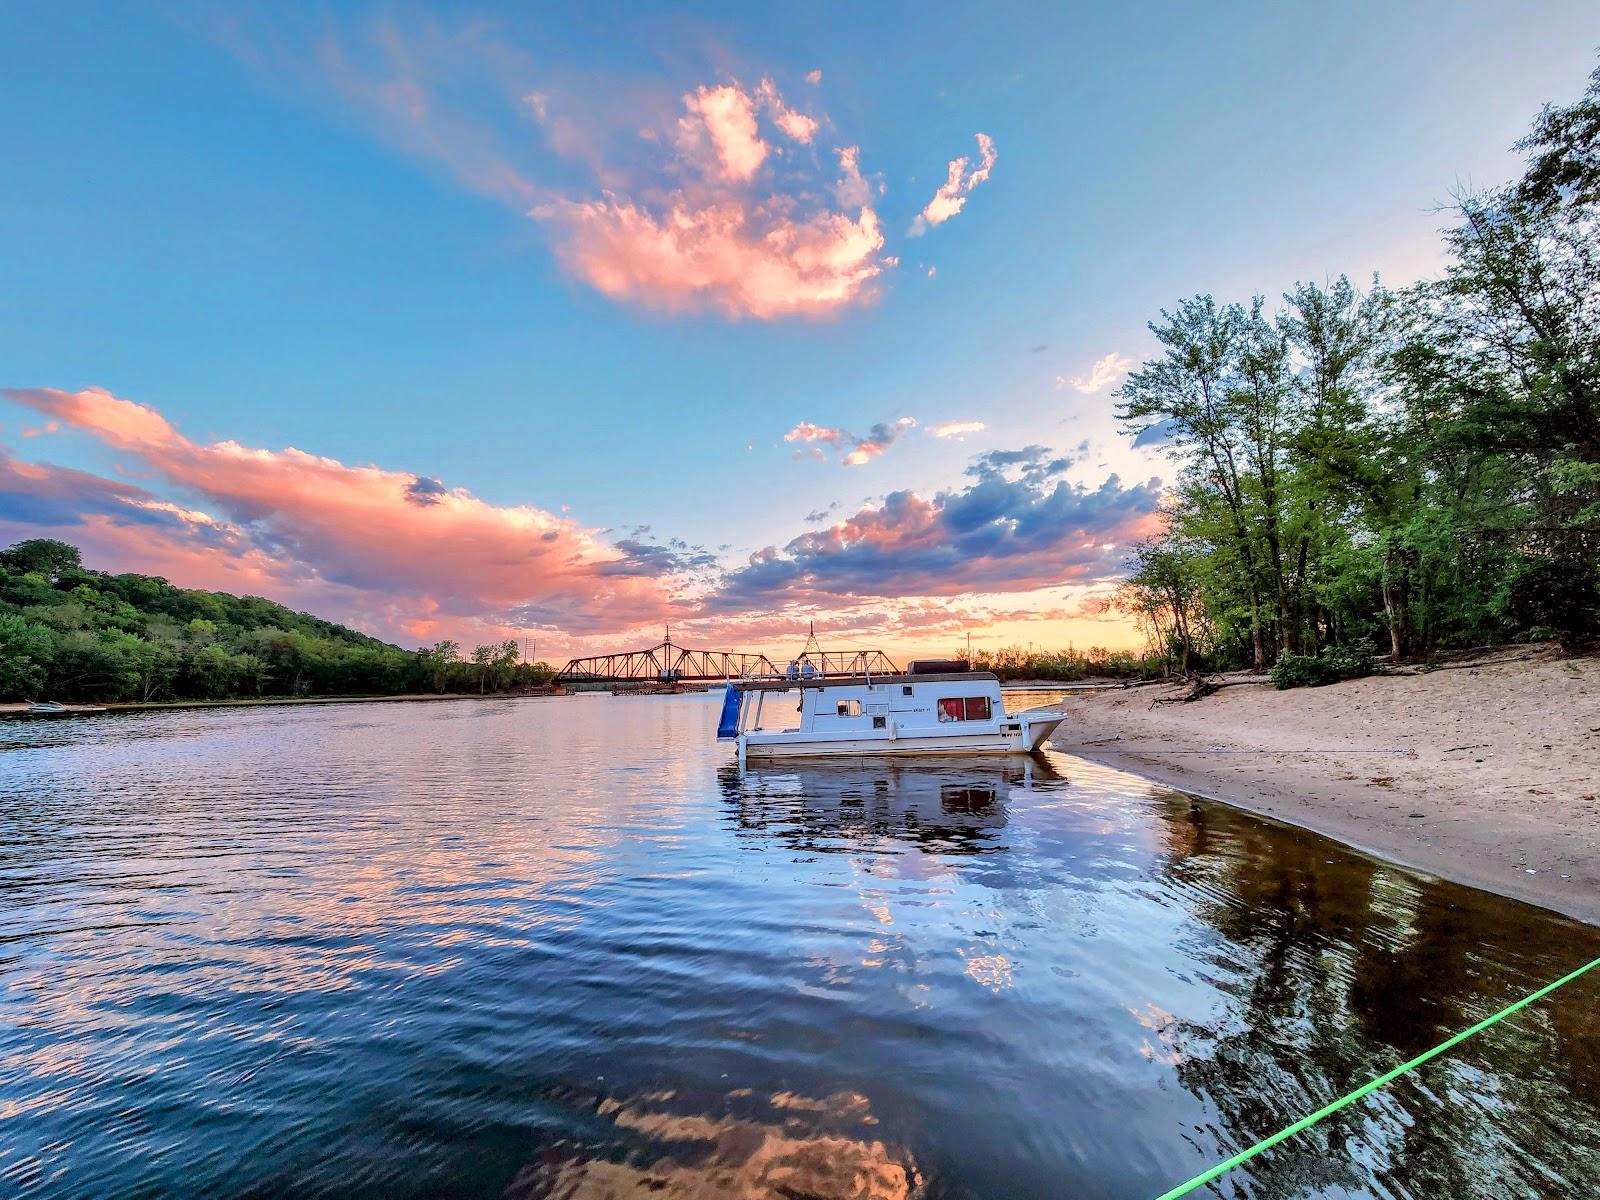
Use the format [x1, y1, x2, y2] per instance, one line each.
[716, 667, 1065, 761]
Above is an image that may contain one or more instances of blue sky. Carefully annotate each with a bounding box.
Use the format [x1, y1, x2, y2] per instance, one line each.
[2, 2, 1596, 656]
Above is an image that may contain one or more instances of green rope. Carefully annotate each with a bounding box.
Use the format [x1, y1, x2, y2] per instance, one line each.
[1153, 953, 1600, 1200]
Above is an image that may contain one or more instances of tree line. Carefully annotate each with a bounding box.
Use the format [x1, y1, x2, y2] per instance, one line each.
[0, 539, 556, 703]
[1115, 62, 1600, 681]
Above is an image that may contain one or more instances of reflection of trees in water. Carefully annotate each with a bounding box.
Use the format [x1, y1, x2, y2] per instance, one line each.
[1148, 793, 1600, 1198]
[505, 1086, 921, 1200]
[717, 758, 1062, 857]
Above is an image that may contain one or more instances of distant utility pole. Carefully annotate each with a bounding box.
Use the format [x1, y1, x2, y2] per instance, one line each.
[966, 630, 972, 661]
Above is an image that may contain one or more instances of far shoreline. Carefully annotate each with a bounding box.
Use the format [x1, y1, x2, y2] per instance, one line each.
[0, 690, 570, 716]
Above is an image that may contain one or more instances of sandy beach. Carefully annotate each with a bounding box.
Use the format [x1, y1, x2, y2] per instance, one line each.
[1054, 651, 1600, 924]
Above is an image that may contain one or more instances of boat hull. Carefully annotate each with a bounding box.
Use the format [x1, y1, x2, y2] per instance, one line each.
[742, 715, 1063, 760]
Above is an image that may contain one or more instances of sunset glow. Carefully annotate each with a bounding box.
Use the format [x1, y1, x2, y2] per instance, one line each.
[4, 5, 1594, 663]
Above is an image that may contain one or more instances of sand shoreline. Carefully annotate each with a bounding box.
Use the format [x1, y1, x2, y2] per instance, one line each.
[1051, 651, 1600, 925]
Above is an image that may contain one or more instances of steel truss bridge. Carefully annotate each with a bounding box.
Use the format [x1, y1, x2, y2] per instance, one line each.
[556, 634, 898, 684]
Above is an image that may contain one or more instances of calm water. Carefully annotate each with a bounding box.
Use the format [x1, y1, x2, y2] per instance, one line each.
[2, 694, 1598, 1200]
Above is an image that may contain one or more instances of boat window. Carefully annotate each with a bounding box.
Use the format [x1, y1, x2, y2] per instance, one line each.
[872, 715, 887, 729]
[836, 699, 862, 717]
[938, 696, 992, 722]
[902, 686, 914, 696]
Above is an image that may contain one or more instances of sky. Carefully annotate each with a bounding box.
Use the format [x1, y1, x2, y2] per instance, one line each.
[2, 2, 1596, 664]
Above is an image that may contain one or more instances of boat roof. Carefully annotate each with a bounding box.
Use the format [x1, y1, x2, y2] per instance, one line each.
[733, 670, 998, 692]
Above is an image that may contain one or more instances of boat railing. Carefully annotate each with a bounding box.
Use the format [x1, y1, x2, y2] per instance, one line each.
[735, 667, 882, 685]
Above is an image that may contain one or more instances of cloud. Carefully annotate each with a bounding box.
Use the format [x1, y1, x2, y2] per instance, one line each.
[599, 537, 719, 577]
[909, 133, 997, 236]
[834, 145, 873, 209]
[403, 475, 449, 506]
[928, 420, 985, 439]
[843, 418, 916, 465]
[236, 19, 894, 321]
[538, 196, 888, 319]
[805, 69, 822, 85]
[785, 416, 916, 466]
[1131, 417, 1181, 448]
[3, 387, 686, 640]
[678, 83, 768, 181]
[756, 77, 817, 144]
[784, 421, 849, 449]
[965, 444, 1078, 484]
[707, 445, 1165, 611]
[1062, 352, 1133, 395]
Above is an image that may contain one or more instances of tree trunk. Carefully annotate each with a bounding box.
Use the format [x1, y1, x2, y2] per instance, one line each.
[1381, 543, 1414, 660]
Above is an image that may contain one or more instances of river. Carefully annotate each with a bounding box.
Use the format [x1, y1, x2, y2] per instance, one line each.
[2, 693, 1597, 1198]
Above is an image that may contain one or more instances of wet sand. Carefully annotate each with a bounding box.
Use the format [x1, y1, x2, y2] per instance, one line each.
[1054, 653, 1600, 924]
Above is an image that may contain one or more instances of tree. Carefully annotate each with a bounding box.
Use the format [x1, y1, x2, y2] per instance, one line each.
[417, 641, 460, 692]
[1118, 541, 1212, 671]
[1118, 296, 1274, 667]
[0, 613, 55, 699]
[0, 539, 81, 583]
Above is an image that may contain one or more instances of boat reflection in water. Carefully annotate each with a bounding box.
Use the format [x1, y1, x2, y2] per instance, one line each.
[719, 755, 1061, 857]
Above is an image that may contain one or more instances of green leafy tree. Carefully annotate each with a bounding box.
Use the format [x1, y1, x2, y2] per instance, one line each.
[0, 613, 55, 699]
[0, 539, 81, 582]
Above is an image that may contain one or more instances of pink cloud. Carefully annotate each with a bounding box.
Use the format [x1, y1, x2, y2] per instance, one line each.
[538, 197, 888, 319]
[4, 387, 684, 639]
[223, 21, 902, 321]
[842, 417, 916, 465]
[784, 422, 848, 448]
[678, 83, 768, 182]
[756, 77, 817, 144]
[909, 133, 997, 236]
[784, 417, 916, 466]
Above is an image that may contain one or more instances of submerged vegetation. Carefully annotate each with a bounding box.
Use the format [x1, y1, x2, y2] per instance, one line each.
[1116, 63, 1600, 677]
[0, 539, 555, 703]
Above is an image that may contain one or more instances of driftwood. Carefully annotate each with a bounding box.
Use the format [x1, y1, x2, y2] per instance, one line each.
[1147, 672, 1264, 708]
[1378, 649, 1547, 676]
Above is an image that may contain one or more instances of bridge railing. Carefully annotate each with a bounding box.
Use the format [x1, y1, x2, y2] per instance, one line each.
[555, 641, 899, 684]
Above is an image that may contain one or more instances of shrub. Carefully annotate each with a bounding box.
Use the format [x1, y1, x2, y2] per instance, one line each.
[1270, 638, 1376, 690]
[1269, 652, 1328, 689]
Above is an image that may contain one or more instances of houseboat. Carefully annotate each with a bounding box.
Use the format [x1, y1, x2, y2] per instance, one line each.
[716, 667, 1065, 761]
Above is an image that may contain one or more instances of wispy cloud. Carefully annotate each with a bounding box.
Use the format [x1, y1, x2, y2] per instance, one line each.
[1059, 352, 1133, 395]
[928, 420, 985, 439]
[785, 416, 916, 466]
[909, 133, 997, 236]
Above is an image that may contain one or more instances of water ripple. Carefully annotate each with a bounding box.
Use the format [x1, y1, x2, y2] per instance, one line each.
[1, 695, 1597, 1198]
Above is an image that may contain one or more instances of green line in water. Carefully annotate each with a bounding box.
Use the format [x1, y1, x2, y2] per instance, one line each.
[1153, 954, 1600, 1200]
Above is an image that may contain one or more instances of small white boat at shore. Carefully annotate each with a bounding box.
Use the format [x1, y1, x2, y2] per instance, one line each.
[717, 667, 1064, 761]
[24, 701, 107, 715]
